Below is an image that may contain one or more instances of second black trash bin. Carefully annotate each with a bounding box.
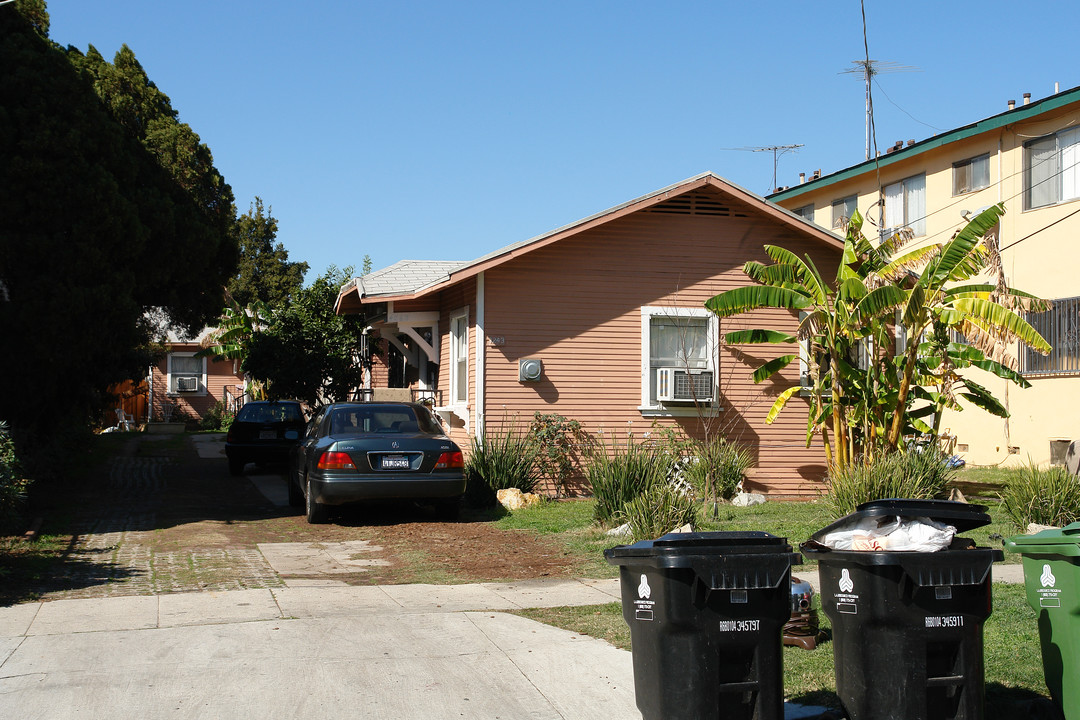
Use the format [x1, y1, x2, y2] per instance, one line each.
[604, 531, 801, 720]
[802, 499, 1003, 720]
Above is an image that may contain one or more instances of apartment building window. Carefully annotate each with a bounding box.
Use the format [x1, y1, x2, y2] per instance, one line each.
[792, 204, 815, 223]
[831, 195, 857, 230]
[1024, 128, 1080, 210]
[1021, 296, 1080, 376]
[953, 154, 990, 195]
[883, 174, 926, 237]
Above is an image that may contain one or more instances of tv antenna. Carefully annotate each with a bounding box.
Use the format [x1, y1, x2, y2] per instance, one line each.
[727, 144, 804, 193]
[841, 59, 918, 160]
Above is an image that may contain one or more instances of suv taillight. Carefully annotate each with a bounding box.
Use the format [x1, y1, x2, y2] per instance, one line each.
[318, 451, 355, 470]
[435, 451, 464, 469]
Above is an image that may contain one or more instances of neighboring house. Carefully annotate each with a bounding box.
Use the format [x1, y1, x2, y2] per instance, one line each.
[149, 327, 246, 424]
[770, 85, 1080, 468]
[336, 173, 844, 496]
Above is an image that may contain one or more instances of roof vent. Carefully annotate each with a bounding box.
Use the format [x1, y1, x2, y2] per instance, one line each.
[1024, 92, 1032, 105]
[1008, 99, 1016, 110]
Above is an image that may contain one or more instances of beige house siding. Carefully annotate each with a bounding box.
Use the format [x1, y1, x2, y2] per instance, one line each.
[772, 89, 1080, 467]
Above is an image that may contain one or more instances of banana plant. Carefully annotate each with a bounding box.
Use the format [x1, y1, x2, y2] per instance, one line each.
[706, 202, 1050, 471]
[196, 293, 272, 400]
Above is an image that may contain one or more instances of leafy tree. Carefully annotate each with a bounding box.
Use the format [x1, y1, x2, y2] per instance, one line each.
[228, 198, 308, 308]
[243, 267, 368, 406]
[0, 7, 237, 457]
[705, 204, 1049, 470]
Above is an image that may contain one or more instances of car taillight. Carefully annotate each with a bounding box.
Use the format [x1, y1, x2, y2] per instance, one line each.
[318, 451, 355, 470]
[435, 451, 464, 469]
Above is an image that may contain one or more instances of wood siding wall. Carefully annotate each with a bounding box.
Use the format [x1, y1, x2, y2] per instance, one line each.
[477, 199, 836, 496]
[150, 345, 245, 424]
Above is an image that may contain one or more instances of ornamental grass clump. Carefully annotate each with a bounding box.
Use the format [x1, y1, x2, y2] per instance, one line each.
[622, 481, 699, 542]
[825, 447, 957, 517]
[464, 423, 539, 507]
[588, 435, 672, 526]
[1000, 462, 1080, 530]
[681, 436, 754, 513]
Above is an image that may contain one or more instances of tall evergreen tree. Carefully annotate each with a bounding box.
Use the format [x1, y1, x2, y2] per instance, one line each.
[228, 198, 308, 308]
[0, 5, 238, 455]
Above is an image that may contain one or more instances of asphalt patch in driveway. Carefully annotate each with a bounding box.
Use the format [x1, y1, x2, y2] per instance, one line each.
[257, 541, 391, 582]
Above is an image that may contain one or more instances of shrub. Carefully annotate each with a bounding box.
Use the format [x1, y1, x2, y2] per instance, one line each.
[1000, 462, 1080, 529]
[825, 448, 957, 517]
[528, 412, 592, 497]
[622, 481, 699, 542]
[589, 437, 672, 526]
[199, 401, 235, 432]
[464, 423, 539, 507]
[682, 436, 754, 510]
[0, 422, 30, 533]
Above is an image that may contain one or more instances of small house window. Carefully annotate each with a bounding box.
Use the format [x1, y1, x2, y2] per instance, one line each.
[167, 354, 205, 394]
[641, 307, 718, 408]
[793, 204, 815, 223]
[449, 309, 469, 405]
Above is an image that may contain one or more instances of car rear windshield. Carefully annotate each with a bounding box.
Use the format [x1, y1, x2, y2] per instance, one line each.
[236, 403, 304, 423]
[328, 405, 440, 435]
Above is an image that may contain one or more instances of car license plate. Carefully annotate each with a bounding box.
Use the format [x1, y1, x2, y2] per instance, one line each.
[259, 430, 277, 440]
[381, 455, 410, 470]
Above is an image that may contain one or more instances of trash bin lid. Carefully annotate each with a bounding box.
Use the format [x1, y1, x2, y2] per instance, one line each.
[605, 531, 795, 565]
[810, 498, 993, 542]
[1005, 522, 1080, 556]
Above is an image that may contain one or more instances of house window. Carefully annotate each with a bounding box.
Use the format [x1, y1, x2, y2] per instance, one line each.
[831, 195, 857, 230]
[793, 204, 815, 223]
[1021, 296, 1080, 376]
[641, 307, 718, 408]
[449, 309, 469, 405]
[953, 154, 990, 195]
[883, 174, 926, 237]
[167, 353, 205, 394]
[1024, 128, 1080, 210]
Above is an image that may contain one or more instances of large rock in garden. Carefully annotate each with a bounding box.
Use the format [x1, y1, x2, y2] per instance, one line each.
[732, 492, 766, 507]
[496, 488, 541, 511]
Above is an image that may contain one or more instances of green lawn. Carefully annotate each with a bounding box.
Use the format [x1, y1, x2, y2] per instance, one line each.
[500, 493, 1057, 718]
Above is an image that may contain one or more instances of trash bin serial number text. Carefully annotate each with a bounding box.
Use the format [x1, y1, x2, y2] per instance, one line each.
[925, 615, 965, 628]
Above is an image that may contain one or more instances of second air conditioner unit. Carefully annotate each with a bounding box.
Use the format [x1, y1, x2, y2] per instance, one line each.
[656, 367, 715, 403]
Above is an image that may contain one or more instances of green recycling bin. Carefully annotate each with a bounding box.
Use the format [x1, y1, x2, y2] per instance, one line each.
[1005, 523, 1080, 720]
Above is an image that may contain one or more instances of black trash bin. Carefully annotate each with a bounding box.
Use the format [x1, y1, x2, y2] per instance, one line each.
[802, 499, 1004, 720]
[604, 531, 801, 720]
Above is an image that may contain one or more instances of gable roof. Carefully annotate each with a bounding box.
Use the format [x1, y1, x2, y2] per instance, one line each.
[769, 84, 1080, 203]
[335, 171, 844, 314]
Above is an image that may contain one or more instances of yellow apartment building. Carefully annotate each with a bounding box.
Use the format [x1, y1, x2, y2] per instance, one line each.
[770, 85, 1080, 468]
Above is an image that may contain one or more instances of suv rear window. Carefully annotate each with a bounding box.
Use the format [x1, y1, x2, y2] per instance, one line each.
[236, 403, 303, 423]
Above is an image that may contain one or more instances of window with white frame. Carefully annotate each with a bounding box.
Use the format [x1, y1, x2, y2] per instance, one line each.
[449, 309, 469, 405]
[883, 174, 926, 237]
[953, 154, 990, 195]
[1024, 128, 1080, 210]
[1022, 296, 1080, 376]
[167, 353, 205, 394]
[641, 307, 718, 408]
[831, 195, 857, 230]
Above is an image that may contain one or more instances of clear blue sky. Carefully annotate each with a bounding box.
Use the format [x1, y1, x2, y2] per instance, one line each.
[45, 0, 1078, 282]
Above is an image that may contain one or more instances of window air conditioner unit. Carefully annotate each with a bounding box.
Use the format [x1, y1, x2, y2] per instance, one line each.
[656, 367, 714, 403]
[176, 377, 199, 393]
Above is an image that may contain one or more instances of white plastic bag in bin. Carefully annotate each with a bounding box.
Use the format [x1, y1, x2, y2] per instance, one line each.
[821, 514, 956, 552]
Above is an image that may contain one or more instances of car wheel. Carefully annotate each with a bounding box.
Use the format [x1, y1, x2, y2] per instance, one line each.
[435, 496, 461, 522]
[305, 477, 327, 524]
[287, 473, 303, 508]
[229, 458, 245, 476]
